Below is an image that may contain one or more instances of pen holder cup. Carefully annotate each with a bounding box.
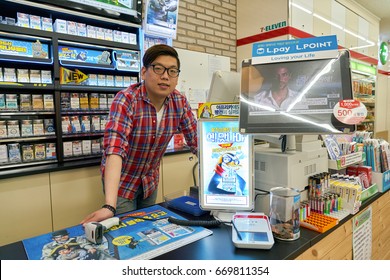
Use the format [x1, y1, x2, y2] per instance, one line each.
[269, 187, 300, 241]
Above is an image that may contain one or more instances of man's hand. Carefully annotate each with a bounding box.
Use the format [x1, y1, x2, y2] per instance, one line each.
[80, 208, 114, 226]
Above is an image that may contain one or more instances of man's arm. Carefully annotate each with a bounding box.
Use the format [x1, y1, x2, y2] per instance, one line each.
[80, 154, 122, 224]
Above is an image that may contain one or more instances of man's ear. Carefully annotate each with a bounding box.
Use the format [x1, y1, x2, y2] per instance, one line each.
[140, 66, 147, 80]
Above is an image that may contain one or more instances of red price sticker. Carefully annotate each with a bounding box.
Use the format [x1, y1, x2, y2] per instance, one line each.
[333, 99, 367, 125]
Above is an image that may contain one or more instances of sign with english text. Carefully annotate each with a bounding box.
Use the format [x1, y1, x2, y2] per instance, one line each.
[252, 35, 338, 64]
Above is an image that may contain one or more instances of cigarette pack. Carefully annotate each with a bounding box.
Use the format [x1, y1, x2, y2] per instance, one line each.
[115, 76, 124, 88]
[106, 75, 114, 87]
[70, 93, 80, 110]
[107, 93, 115, 108]
[81, 115, 91, 132]
[100, 115, 108, 131]
[0, 144, 8, 163]
[43, 94, 54, 111]
[91, 139, 101, 154]
[0, 94, 5, 110]
[34, 143, 46, 160]
[29, 69, 41, 83]
[99, 94, 108, 110]
[123, 76, 131, 86]
[0, 121, 6, 138]
[82, 140, 91, 155]
[96, 27, 105, 40]
[61, 116, 71, 134]
[87, 25, 97, 38]
[44, 119, 55, 135]
[54, 19, 67, 34]
[32, 94, 44, 110]
[129, 33, 137, 45]
[20, 94, 32, 111]
[89, 93, 99, 110]
[97, 74, 106, 87]
[41, 17, 53, 31]
[3, 68, 17, 82]
[17, 12, 30, 28]
[91, 115, 101, 132]
[17, 69, 30, 83]
[88, 74, 98, 86]
[79, 93, 89, 110]
[8, 143, 22, 163]
[113, 30, 122, 42]
[29, 15, 41, 29]
[63, 141, 73, 157]
[21, 120, 33, 137]
[22, 144, 34, 162]
[72, 141, 82, 156]
[104, 29, 113, 41]
[41, 70, 52, 83]
[121, 32, 130, 44]
[6, 94, 18, 111]
[33, 119, 44, 136]
[7, 120, 20, 137]
[77, 23, 87, 37]
[46, 143, 56, 159]
[70, 116, 81, 133]
[61, 92, 71, 110]
[67, 21, 77, 35]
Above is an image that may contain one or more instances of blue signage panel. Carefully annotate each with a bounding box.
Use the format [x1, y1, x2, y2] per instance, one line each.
[252, 35, 339, 64]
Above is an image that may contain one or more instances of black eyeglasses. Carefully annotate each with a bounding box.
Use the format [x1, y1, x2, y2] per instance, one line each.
[149, 64, 180, 78]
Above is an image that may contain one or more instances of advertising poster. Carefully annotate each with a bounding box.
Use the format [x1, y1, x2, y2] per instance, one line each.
[22, 205, 211, 260]
[58, 46, 111, 65]
[0, 38, 49, 58]
[144, 0, 179, 39]
[113, 50, 140, 71]
[199, 119, 252, 210]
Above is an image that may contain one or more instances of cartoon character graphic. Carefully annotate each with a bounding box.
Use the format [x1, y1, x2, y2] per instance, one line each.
[76, 51, 87, 61]
[207, 152, 246, 195]
[200, 105, 213, 118]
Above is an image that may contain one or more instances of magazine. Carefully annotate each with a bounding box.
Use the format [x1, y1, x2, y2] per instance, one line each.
[22, 205, 213, 260]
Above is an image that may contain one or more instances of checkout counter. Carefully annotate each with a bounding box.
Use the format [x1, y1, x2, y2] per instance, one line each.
[0, 190, 388, 260]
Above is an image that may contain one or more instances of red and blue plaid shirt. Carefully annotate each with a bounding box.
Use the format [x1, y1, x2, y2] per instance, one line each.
[101, 82, 198, 200]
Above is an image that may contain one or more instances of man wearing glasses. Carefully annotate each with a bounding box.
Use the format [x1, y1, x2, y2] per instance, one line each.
[81, 44, 198, 224]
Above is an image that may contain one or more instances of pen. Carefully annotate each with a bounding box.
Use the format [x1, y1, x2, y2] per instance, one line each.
[232, 220, 243, 240]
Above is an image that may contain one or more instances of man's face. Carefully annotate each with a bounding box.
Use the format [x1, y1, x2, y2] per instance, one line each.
[141, 55, 179, 101]
[53, 234, 69, 244]
[274, 67, 290, 90]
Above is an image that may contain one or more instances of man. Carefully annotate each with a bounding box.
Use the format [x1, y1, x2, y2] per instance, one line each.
[81, 44, 198, 224]
[253, 65, 299, 111]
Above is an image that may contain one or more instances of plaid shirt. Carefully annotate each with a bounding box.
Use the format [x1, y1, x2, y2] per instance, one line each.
[101, 82, 198, 200]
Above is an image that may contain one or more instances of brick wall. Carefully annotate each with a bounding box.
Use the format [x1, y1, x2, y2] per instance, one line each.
[173, 0, 237, 71]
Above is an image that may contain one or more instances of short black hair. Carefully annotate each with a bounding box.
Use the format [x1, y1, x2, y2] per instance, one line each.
[143, 44, 180, 69]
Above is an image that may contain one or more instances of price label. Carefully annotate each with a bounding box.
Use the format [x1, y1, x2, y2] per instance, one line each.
[333, 99, 367, 125]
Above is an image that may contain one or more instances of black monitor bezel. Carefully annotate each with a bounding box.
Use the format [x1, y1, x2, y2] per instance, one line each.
[239, 50, 356, 135]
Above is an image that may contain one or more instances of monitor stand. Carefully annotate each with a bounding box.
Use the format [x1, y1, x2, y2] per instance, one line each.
[210, 211, 235, 223]
[211, 210, 252, 223]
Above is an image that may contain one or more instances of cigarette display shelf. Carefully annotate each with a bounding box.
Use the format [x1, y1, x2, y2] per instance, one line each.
[0, 0, 141, 177]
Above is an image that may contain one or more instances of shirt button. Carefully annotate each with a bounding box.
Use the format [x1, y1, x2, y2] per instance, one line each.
[153, 120, 156, 123]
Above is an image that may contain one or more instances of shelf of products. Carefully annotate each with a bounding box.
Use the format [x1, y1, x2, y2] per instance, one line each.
[0, 1, 141, 173]
[351, 61, 376, 133]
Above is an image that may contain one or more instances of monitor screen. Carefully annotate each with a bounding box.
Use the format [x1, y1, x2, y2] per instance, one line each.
[198, 118, 254, 215]
[207, 70, 241, 103]
[30, 0, 142, 25]
[239, 50, 356, 135]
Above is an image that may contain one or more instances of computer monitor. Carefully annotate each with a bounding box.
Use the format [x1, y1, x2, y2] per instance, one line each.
[198, 118, 254, 222]
[206, 70, 241, 103]
[239, 50, 355, 135]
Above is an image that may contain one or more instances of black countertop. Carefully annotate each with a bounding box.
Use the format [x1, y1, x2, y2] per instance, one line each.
[1, 192, 383, 260]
